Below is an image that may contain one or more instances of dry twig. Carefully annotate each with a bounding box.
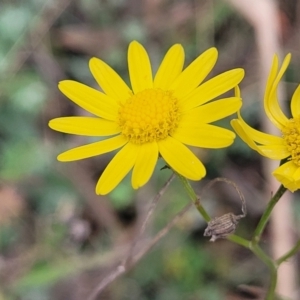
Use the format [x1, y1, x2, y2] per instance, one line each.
[86, 173, 178, 300]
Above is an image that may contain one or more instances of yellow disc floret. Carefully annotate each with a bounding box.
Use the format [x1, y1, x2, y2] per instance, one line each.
[282, 118, 300, 166]
[118, 88, 180, 144]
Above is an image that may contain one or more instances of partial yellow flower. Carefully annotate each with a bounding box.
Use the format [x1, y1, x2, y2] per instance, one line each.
[49, 41, 244, 195]
[231, 53, 300, 191]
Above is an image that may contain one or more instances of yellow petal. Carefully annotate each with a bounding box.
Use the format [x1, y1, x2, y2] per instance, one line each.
[158, 136, 206, 180]
[96, 142, 138, 195]
[57, 135, 128, 161]
[269, 55, 291, 98]
[181, 69, 244, 110]
[131, 142, 158, 189]
[231, 119, 289, 159]
[49, 117, 121, 136]
[234, 85, 241, 97]
[89, 57, 132, 104]
[58, 81, 119, 120]
[264, 54, 291, 129]
[292, 165, 300, 181]
[237, 112, 284, 145]
[264, 55, 279, 101]
[172, 124, 235, 148]
[273, 161, 300, 192]
[231, 119, 260, 152]
[128, 41, 153, 93]
[258, 144, 290, 159]
[170, 48, 218, 99]
[154, 44, 184, 89]
[291, 84, 300, 118]
[181, 97, 242, 123]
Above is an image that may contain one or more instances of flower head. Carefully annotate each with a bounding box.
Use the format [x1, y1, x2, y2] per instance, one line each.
[49, 41, 244, 195]
[231, 54, 300, 191]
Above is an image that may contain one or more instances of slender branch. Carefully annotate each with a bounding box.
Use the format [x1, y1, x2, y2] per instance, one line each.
[250, 243, 276, 271]
[229, 233, 279, 299]
[252, 184, 287, 244]
[175, 173, 210, 222]
[86, 265, 126, 300]
[249, 242, 278, 299]
[227, 234, 251, 248]
[176, 174, 282, 297]
[132, 203, 193, 264]
[87, 174, 185, 300]
[276, 239, 300, 265]
[124, 173, 175, 267]
[178, 175, 251, 246]
[266, 266, 278, 300]
[86, 202, 193, 300]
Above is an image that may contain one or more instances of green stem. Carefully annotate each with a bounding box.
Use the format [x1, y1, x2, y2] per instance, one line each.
[176, 173, 280, 297]
[228, 235, 279, 298]
[227, 234, 251, 248]
[250, 242, 278, 300]
[176, 173, 252, 247]
[176, 173, 210, 222]
[177, 173, 252, 248]
[253, 184, 287, 244]
[277, 239, 300, 265]
[250, 243, 276, 272]
[266, 266, 278, 300]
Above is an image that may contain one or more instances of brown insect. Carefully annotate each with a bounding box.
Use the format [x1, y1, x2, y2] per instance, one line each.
[202, 178, 247, 242]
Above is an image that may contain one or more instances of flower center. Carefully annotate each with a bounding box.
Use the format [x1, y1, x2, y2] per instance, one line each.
[118, 88, 180, 144]
[282, 118, 300, 166]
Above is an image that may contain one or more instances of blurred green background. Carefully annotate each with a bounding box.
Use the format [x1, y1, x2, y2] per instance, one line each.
[0, 0, 300, 299]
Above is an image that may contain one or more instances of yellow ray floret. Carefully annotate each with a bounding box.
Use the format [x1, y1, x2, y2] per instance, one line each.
[231, 54, 300, 191]
[49, 41, 244, 195]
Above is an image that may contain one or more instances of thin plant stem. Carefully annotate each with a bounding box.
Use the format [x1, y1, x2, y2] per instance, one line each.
[276, 239, 300, 265]
[229, 233, 279, 299]
[124, 173, 175, 267]
[249, 242, 278, 299]
[266, 266, 278, 300]
[176, 173, 284, 298]
[177, 174, 252, 247]
[87, 202, 193, 300]
[253, 184, 287, 244]
[250, 243, 277, 272]
[175, 173, 210, 222]
[227, 234, 251, 248]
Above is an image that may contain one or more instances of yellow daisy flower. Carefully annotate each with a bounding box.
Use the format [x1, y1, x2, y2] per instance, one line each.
[231, 53, 300, 191]
[49, 41, 244, 195]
